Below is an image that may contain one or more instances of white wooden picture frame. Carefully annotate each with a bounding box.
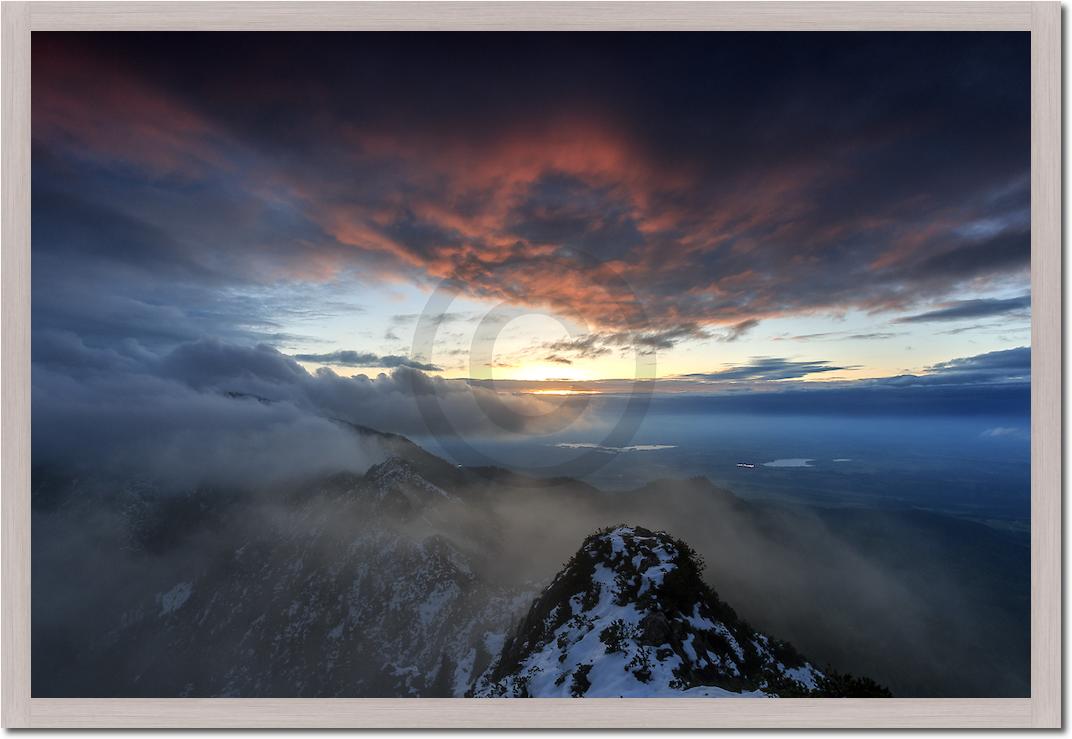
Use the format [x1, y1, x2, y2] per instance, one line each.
[1, 1, 1061, 728]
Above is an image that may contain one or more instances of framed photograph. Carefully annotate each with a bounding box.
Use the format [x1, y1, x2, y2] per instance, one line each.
[2, 1, 1061, 729]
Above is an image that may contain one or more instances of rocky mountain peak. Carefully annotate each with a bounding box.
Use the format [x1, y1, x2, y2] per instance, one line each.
[361, 457, 454, 512]
[471, 525, 890, 698]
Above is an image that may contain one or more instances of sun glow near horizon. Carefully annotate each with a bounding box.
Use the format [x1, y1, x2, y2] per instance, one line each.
[504, 362, 600, 383]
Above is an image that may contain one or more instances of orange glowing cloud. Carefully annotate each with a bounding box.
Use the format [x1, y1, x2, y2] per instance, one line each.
[31, 34, 1031, 354]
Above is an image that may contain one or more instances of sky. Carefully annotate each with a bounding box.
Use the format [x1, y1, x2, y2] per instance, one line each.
[32, 32, 1030, 397]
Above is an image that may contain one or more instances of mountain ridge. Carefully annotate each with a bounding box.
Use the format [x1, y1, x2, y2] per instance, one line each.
[33, 410, 1025, 697]
[471, 525, 890, 697]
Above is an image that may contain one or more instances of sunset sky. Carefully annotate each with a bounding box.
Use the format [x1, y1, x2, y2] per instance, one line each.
[32, 32, 1030, 391]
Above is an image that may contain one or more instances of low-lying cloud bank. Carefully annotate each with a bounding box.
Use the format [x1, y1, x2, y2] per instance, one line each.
[33, 334, 1030, 492]
[32, 333, 565, 490]
[292, 350, 442, 372]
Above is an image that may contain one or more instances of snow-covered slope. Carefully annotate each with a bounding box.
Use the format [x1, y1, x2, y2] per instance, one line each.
[472, 525, 888, 698]
[75, 456, 532, 697]
[363, 457, 454, 512]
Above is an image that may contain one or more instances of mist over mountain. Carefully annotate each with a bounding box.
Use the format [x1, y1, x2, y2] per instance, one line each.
[33, 403, 1027, 698]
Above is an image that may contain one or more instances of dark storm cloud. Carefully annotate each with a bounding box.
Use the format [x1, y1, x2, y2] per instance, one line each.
[31, 157, 368, 351]
[717, 319, 760, 343]
[630, 325, 711, 351]
[292, 350, 442, 372]
[541, 324, 714, 363]
[894, 295, 1031, 323]
[389, 312, 469, 328]
[850, 333, 897, 340]
[533, 323, 711, 366]
[899, 228, 1030, 286]
[32, 32, 1030, 346]
[682, 357, 855, 382]
[506, 173, 645, 260]
[543, 335, 613, 360]
[32, 188, 215, 281]
[879, 346, 1030, 387]
[780, 331, 901, 342]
